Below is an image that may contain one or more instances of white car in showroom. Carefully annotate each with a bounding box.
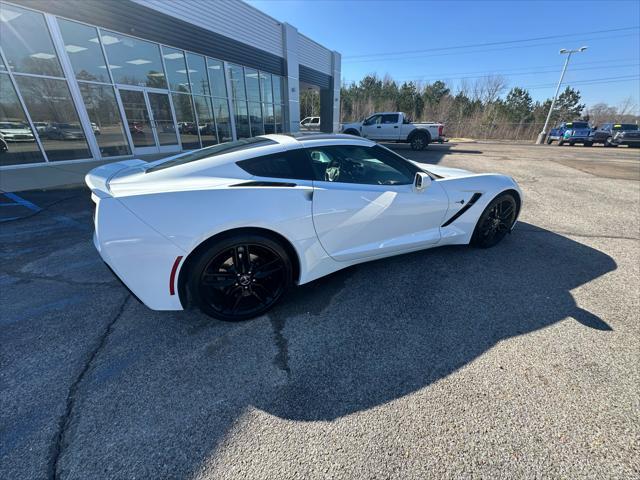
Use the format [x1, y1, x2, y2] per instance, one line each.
[87, 134, 521, 321]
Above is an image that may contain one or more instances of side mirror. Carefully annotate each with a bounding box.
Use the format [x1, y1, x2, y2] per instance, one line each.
[414, 172, 432, 192]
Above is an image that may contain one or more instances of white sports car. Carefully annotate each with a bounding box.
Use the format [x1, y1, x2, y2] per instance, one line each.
[87, 134, 522, 321]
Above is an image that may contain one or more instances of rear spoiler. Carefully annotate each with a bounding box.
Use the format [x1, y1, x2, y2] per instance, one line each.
[85, 159, 147, 198]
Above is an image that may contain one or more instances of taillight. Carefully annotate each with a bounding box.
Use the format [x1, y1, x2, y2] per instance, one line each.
[438, 125, 444, 137]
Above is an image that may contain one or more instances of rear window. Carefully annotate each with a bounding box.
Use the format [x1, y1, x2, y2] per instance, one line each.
[236, 149, 313, 180]
[146, 137, 277, 173]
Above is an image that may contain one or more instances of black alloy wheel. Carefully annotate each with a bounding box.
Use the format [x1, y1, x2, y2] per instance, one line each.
[190, 234, 293, 321]
[410, 132, 428, 150]
[471, 193, 518, 248]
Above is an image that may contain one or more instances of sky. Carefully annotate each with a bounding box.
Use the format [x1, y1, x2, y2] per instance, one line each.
[247, 0, 640, 111]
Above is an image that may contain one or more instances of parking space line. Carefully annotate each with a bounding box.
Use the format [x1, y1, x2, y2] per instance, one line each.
[3, 192, 42, 212]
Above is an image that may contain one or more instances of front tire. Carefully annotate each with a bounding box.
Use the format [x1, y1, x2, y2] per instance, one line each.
[557, 139, 564, 146]
[189, 234, 293, 321]
[471, 193, 518, 248]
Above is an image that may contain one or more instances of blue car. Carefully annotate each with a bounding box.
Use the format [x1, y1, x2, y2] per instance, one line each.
[547, 121, 592, 146]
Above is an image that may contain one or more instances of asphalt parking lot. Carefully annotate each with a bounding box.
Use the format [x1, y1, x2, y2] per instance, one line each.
[1, 142, 639, 479]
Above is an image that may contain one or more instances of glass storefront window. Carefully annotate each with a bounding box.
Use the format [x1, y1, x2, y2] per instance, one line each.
[14, 76, 91, 161]
[207, 58, 226, 98]
[212, 98, 232, 143]
[172, 93, 200, 150]
[186, 53, 209, 96]
[162, 47, 189, 92]
[244, 68, 260, 102]
[0, 74, 45, 166]
[57, 18, 110, 83]
[228, 64, 246, 100]
[234, 101, 250, 138]
[248, 102, 264, 136]
[0, 3, 63, 77]
[259, 72, 273, 104]
[79, 83, 130, 157]
[193, 96, 218, 146]
[0, 53, 7, 73]
[274, 104, 283, 133]
[262, 103, 275, 134]
[272, 76, 283, 105]
[101, 30, 167, 88]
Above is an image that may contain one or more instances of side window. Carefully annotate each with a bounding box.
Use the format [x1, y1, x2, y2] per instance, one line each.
[363, 115, 381, 126]
[236, 150, 313, 180]
[381, 114, 399, 124]
[307, 145, 416, 186]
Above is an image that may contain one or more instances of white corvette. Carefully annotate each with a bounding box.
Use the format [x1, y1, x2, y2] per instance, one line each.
[87, 134, 522, 321]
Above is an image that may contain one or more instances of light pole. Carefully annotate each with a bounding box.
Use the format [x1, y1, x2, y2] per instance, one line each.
[536, 46, 587, 144]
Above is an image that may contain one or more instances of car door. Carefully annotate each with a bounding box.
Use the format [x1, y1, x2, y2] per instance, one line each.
[308, 144, 449, 262]
[361, 114, 382, 139]
[377, 113, 401, 140]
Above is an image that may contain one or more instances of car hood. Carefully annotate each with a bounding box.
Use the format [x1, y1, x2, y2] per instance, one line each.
[410, 162, 473, 178]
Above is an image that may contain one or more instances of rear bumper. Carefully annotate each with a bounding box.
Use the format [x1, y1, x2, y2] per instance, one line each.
[93, 197, 186, 311]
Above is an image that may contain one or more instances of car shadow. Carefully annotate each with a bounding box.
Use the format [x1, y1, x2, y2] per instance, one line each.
[20, 215, 616, 478]
[254, 221, 615, 421]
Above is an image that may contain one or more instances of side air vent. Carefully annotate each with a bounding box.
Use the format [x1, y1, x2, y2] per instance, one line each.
[441, 193, 482, 227]
[230, 181, 297, 188]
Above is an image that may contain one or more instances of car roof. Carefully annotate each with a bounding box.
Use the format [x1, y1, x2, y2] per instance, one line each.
[266, 133, 375, 146]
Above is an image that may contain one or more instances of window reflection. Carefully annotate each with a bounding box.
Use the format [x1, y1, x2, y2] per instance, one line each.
[245, 68, 260, 102]
[263, 103, 275, 134]
[186, 53, 209, 96]
[193, 95, 218, 146]
[0, 74, 44, 166]
[172, 93, 200, 149]
[57, 18, 110, 82]
[0, 3, 63, 77]
[14, 76, 91, 161]
[101, 30, 167, 88]
[272, 76, 283, 104]
[147, 92, 178, 146]
[119, 89, 154, 148]
[207, 58, 227, 98]
[79, 83, 130, 157]
[259, 72, 273, 104]
[161, 46, 189, 92]
[234, 100, 250, 138]
[248, 102, 264, 136]
[228, 64, 246, 100]
[274, 104, 283, 133]
[212, 98, 232, 143]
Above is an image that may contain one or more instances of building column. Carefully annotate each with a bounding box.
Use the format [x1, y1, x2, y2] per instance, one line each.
[320, 51, 341, 133]
[282, 23, 300, 133]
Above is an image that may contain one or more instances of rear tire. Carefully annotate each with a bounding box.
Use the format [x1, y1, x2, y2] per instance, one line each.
[410, 132, 429, 150]
[188, 233, 293, 321]
[546, 138, 553, 145]
[558, 139, 564, 146]
[471, 193, 518, 248]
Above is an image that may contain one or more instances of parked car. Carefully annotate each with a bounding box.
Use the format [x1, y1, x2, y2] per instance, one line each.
[547, 121, 590, 145]
[341, 112, 444, 150]
[45, 123, 85, 141]
[0, 121, 35, 142]
[91, 122, 101, 135]
[589, 123, 640, 147]
[300, 116, 320, 130]
[86, 133, 522, 321]
[0, 133, 8, 153]
[556, 121, 592, 146]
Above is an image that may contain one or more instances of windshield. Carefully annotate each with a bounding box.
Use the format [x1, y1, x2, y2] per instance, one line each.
[570, 122, 589, 129]
[613, 124, 638, 131]
[146, 137, 277, 173]
[0, 122, 28, 129]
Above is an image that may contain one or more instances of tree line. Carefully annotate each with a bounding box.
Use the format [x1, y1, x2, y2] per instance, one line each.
[302, 74, 637, 141]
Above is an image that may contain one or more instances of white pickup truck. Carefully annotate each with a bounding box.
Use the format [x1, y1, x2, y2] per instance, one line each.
[340, 112, 444, 150]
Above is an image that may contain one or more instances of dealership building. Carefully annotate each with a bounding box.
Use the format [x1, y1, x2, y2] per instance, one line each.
[0, 0, 340, 185]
